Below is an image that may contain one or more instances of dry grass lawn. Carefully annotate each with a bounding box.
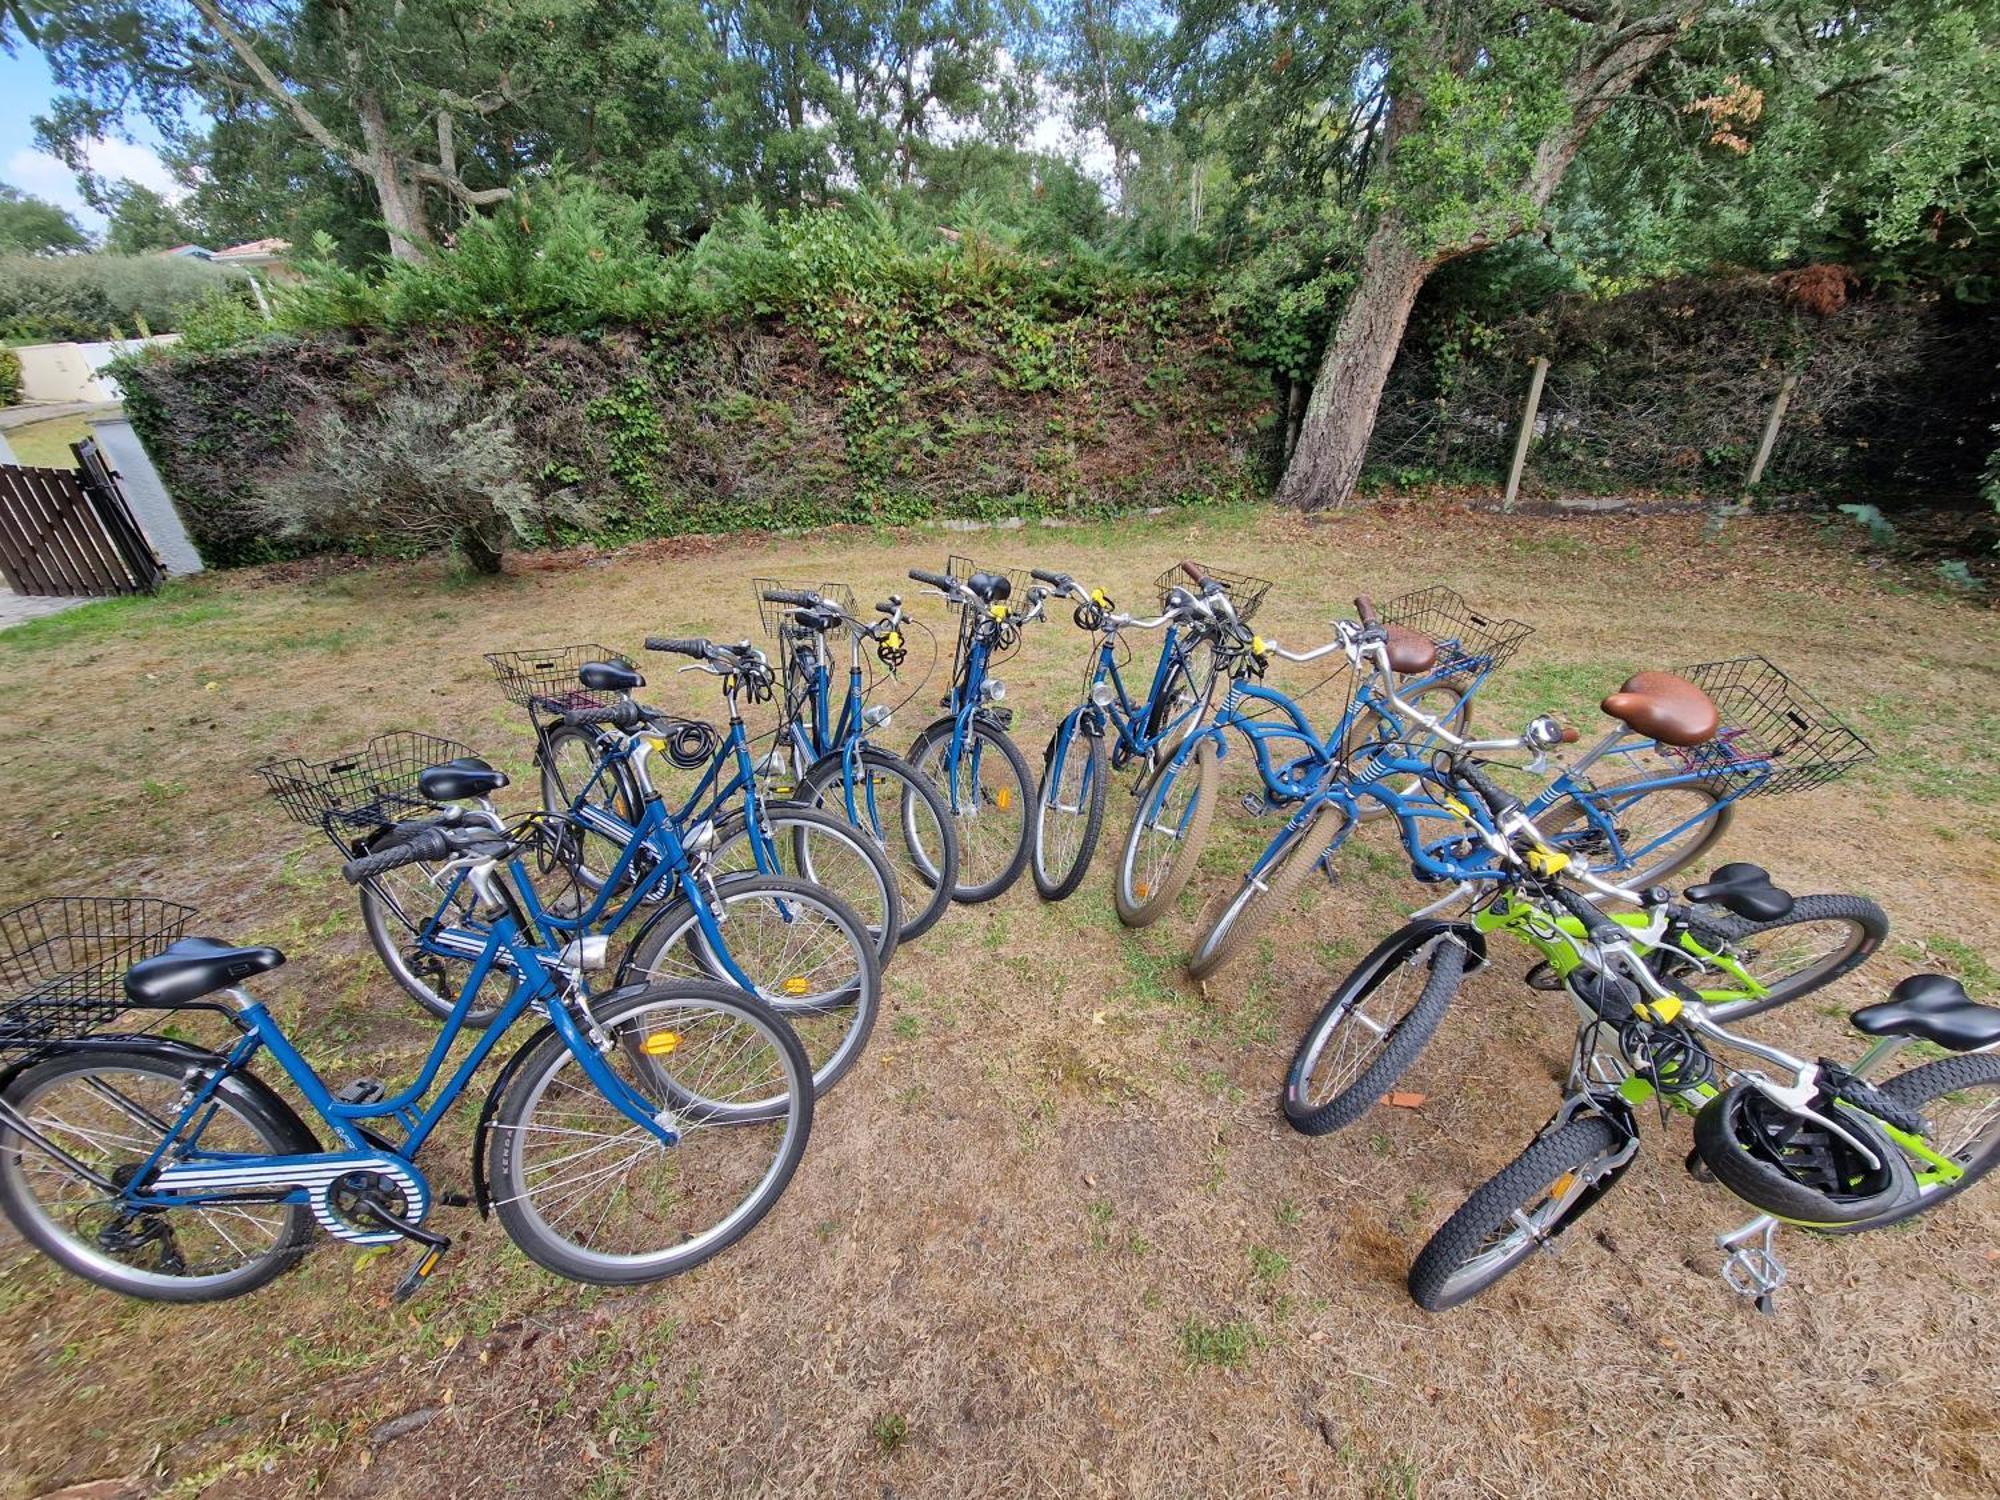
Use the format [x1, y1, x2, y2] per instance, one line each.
[0, 502, 1995, 1499]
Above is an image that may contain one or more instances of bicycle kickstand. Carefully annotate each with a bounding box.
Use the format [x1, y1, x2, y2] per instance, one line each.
[1716, 1214, 1786, 1315]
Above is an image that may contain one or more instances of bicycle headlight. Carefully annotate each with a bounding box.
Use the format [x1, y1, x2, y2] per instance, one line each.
[1089, 681, 1115, 709]
[862, 703, 893, 730]
[982, 679, 1007, 702]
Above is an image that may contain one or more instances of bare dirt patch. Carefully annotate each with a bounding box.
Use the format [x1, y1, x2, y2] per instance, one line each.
[0, 502, 1994, 1499]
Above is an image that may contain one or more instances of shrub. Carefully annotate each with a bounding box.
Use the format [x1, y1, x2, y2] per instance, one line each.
[0, 346, 20, 406]
[0, 254, 241, 342]
[249, 359, 594, 574]
[174, 287, 272, 353]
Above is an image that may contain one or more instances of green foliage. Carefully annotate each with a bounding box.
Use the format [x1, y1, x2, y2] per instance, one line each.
[102, 180, 196, 255]
[0, 183, 90, 256]
[0, 253, 239, 341]
[173, 287, 271, 353]
[0, 347, 20, 406]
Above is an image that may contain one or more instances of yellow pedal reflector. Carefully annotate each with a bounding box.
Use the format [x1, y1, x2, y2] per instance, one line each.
[994, 787, 1013, 811]
[1548, 1171, 1578, 1199]
[639, 1031, 682, 1056]
[782, 976, 811, 997]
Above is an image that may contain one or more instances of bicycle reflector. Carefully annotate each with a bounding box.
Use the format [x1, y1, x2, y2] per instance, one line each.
[639, 1031, 682, 1056]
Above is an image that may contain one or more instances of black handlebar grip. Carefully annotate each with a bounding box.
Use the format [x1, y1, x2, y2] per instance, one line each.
[342, 827, 452, 885]
[563, 701, 646, 731]
[1549, 881, 1621, 941]
[909, 568, 954, 590]
[875, 600, 898, 614]
[645, 637, 711, 657]
[1354, 595, 1381, 627]
[760, 590, 816, 607]
[1453, 760, 1522, 819]
[1030, 568, 1068, 586]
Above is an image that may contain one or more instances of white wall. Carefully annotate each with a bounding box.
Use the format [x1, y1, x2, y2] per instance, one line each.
[10, 335, 182, 403]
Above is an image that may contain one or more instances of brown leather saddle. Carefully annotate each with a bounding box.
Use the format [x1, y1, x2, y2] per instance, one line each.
[1383, 625, 1437, 675]
[1599, 671, 1720, 747]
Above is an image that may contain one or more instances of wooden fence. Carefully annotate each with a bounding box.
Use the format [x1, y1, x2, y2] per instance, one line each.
[0, 439, 165, 598]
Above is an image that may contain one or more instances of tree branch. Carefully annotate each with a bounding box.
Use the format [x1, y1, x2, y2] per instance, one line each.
[185, 0, 368, 173]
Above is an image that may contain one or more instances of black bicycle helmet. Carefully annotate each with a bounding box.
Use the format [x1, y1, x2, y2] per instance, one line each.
[1693, 1084, 1916, 1229]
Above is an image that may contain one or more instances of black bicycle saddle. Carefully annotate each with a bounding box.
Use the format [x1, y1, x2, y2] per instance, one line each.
[1684, 863, 1794, 922]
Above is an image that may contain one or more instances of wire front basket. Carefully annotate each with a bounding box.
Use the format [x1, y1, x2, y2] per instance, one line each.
[0, 896, 197, 1049]
[485, 644, 634, 715]
[1154, 563, 1274, 626]
[1377, 586, 1535, 678]
[1667, 657, 1873, 798]
[752, 579, 856, 637]
[255, 730, 476, 836]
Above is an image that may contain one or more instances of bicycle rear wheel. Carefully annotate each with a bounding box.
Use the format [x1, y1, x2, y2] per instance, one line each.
[1115, 738, 1217, 928]
[1407, 1115, 1630, 1311]
[796, 748, 957, 940]
[1673, 895, 1888, 1021]
[0, 1050, 314, 1302]
[1188, 800, 1352, 981]
[359, 852, 508, 1027]
[1866, 1053, 2000, 1229]
[1031, 716, 1106, 902]
[1283, 925, 1468, 1135]
[1538, 772, 1731, 888]
[487, 981, 812, 1285]
[539, 724, 642, 894]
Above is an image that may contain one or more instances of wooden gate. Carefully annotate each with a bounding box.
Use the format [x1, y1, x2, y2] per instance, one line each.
[0, 438, 165, 598]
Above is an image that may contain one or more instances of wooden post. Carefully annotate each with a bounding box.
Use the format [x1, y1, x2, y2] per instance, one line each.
[1745, 372, 1799, 489]
[1502, 356, 1550, 512]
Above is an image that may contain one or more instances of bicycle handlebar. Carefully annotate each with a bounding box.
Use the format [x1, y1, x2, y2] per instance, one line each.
[1181, 560, 1211, 586]
[562, 700, 648, 732]
[342, 827, 452, 884]
[908, 568, 955, 591]
[645, 636, 710, 658]
[1354, 594, 1380, 628]
[761, 589, 816, 607]
[1546, 880, 1623, 942]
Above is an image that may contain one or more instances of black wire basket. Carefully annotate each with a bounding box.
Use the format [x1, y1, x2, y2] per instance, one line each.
[1154, 563, 1274, 626]
[485, 644, 634, 715]
[0, 896, 198, 1049]
[255, 731, 478, 835]
[1377, 586, 1535, 677]
[752, 579, 856, 637]
[945, 555, 1034, 613]
[1665, 657, 1874, 798]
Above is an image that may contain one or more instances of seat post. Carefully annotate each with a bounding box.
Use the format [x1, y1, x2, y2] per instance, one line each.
[1566, 726, 1631, 781]
[1848, 1033, 1909, 1080]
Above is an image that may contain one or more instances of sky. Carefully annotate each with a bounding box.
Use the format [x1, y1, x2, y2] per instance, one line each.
[1, 46, 180, 232]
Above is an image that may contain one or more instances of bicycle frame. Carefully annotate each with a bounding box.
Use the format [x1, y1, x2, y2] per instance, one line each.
[104, 900, 676, 1237]
[1053, 621, 1216, 768]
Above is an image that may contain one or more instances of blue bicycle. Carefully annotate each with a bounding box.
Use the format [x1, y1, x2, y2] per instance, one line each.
[758, 583, 960, 939]
[486, 649, 881, 1099]
[1023, 566, 1229, 902]
[0, 848, 813, 1303]
[1116, 572, 1529, 931]
[511, 640, 902, 969]
[903, 558, 1053, 902]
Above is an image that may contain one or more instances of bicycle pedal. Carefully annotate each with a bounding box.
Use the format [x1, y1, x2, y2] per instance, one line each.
[393, 1236, 452, 1303]
[335, 1077, 386, 1105]
[1240, 794, 1274, 817]
[436, 1191, 471, 1208]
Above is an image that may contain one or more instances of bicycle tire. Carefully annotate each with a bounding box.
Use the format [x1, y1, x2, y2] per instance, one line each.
[487, 981, 812, 1285]
[1031, 717, 1107, 902]
[358, 866, 507, 1028]
[1188, 801, 1353, 981]
[0, 1049, 315, 1302]
[1537, 771, 1732, 888]
[1864, 1052, 2000, 1229]
[539, 723, 644, 894]
[795, 747, 957, 941]
[619, 872, 881, 1100]
[1677, 894, 1888, 1021]
[1340, 682, 1471, 824]
[708, 804, 902, 968]
[1115, 737, 1218, 927]
[1408, 1115, 1628, 1311]
[906, 717, 1035, 903]
[1283, 926, 1468, 1135]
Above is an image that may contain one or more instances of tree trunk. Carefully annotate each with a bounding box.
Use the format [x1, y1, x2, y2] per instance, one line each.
[356, 93, 431, 263]
[1275, 220, 1432, 510]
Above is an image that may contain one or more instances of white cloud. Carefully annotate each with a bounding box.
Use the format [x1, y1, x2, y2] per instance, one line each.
[6, 138, 184, 230]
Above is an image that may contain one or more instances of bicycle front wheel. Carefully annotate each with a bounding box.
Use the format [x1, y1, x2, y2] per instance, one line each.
[1407, 1115, 1629, 1311]
[709, 805, 902, 969]
[796, 748, 957, 940]
[620, 872, 881, 1099]
[1115, 738, 1217, 928]
[487, 981, 812, 1285]
[1031, 717, 1107, 902]
[1538, 772, 1732, 888]
[1283, 924, 1469, 1135]
[1675, 894, 1888, 1021]
[907, 718, 1034, 903]
[1188, 800, 1353, 981]
[0, 1050, 314, 1302]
